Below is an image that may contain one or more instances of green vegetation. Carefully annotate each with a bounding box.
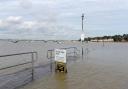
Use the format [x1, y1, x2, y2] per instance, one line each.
[79, 34, 128, 42]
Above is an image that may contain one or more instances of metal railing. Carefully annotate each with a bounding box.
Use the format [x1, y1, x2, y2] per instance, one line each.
[0, 52, 38, 80]
[47, 47, 80, 59]
[46, 47, 80, 72]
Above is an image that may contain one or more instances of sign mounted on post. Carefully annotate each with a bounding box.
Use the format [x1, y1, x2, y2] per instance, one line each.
[55, 49, 67, 73]
[81, 34, 85, 41]
[55, 49, 66, 63]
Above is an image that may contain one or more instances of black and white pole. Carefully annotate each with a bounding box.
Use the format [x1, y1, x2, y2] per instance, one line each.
[81, 13, 85, 59]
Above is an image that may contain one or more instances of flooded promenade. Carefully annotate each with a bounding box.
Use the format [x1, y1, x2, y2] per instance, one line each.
[0, 40, 128, 89]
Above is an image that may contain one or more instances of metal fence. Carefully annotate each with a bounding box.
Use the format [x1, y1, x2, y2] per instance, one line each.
[0, 52, 38, 89]
[47, 47, 80, 59]
[46, 47, 80, 72]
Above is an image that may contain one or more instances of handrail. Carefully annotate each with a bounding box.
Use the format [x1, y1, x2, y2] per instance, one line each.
[0, 61, 32, 70]
[0, 51, 38, 81]
[47, 47, 80, 59]
[0, 52, 37, 57]
[47, 47, 78, 51]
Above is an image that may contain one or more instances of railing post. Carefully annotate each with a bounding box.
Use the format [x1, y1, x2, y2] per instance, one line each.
[31, 53, 34, 81]
[35, 52, 38, 61]
[47, 51, 48, 59]
[74, 47, 75, 56]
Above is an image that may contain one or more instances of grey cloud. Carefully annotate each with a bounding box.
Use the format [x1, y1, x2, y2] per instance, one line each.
[0, 0, 128, 39]
[19, 0, 33, 9]
[0, 16, 78, 40]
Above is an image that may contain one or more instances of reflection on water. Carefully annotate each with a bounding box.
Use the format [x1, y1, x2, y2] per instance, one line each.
[54, 73, 68, 89]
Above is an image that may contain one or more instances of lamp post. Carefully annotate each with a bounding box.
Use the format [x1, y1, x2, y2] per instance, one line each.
[81, 13, 85, 59]
[82, 13, 84, 32]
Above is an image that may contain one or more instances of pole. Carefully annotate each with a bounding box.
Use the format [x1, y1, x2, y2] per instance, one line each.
[81, 13, 84, 59]
[31, 53, 34, 80]
[82, 13, 84, 32]
[50, 51, 52, 72]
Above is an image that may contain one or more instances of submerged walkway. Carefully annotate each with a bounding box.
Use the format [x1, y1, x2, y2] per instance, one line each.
[20, 43, 128, 89]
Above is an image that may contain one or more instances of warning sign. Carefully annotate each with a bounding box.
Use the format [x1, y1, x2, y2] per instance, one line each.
[55, 49, 66, 63]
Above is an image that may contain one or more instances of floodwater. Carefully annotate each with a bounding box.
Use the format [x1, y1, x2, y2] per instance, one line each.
[0, 40, 128, 89]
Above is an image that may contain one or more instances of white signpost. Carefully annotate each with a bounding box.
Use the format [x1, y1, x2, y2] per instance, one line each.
[55, 49, 66, 63]
[81, 34, 85, 41]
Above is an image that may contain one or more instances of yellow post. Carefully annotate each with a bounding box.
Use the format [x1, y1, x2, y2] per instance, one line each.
[55, 62, 67, 73]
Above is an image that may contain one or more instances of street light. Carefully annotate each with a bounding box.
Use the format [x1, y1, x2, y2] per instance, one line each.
[81, 13, 85, 59]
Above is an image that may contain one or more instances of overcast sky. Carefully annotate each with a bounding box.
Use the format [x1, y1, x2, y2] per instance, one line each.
[0, 0, 128, 40]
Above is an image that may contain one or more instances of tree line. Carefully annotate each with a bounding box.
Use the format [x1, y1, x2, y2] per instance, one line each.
[79, 34, 128, 42]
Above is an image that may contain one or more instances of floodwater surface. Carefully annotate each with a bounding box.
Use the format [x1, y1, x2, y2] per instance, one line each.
[0, 41, 128, 89]
[20, 42, 128, 89]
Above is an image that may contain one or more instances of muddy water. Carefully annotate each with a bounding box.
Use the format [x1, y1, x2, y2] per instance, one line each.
[0, 41, 128, 89]
[0, 40, 81, 89]
[20, 42, 128, 89]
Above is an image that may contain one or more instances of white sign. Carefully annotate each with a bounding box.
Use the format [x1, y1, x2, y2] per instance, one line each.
[81, 34, 85, 41]
[55, 49, 66, 63]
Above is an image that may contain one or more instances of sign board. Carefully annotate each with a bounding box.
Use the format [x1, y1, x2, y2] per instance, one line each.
[81, 34, 85, 41]
[55, 49, 66, 63]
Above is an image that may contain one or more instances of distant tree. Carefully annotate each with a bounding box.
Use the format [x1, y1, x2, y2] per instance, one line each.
[123, 34, 128, 41]
[103, 36, 107, 39]
[78, 38, 81, 41]
[112, 35, 122, 42]
[78, 34, 128, 42]
[87, 37, 91, 41]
